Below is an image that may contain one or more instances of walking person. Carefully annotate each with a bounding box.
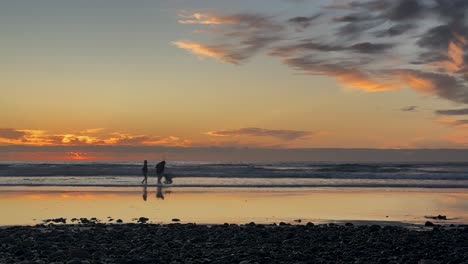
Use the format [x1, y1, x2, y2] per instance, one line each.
[155, 160, 166, 184]
[141, 160, 148, 184]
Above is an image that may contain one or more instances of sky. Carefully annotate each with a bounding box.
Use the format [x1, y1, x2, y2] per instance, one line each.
[1, 0, 468, 161]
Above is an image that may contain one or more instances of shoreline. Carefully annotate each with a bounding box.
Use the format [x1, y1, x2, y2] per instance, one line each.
[1, 222, 467, 263]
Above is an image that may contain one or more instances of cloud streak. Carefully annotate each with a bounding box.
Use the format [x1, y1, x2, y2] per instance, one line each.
[174, 0, 468, 104]
[0, 128, 191, 147]
[206, 127, 314, 140]
[435, 108, 468, 115]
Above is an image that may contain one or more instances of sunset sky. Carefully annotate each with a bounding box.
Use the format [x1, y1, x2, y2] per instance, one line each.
[1, 0, 468, 161]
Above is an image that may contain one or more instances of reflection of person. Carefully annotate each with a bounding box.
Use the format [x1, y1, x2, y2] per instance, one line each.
[155, 160, 166, 184]
[141, 160, 148, 184]
[142, 184, 147, 201]
[156, 185, 164, 200]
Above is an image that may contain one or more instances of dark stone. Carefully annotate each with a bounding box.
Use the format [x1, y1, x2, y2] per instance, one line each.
[425, 221, 435, 227]
[69, 248, 91, 259]
[172, 218, 181, 222]
[116, 219, 123, 223]
[369, 225, 381, 232]
[138, 217, 149, 223]
[345, 222, 354, 227]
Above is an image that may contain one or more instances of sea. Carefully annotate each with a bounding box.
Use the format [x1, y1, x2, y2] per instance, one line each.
[1, 161, 468, 225]
[0, 161, 467, 188]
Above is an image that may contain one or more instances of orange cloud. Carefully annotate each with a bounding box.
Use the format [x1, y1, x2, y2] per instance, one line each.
[205, 127, 317, 141]
[172, 40, 238, 64]
[329, 69, 400, 92]
[430, 32, 466, 73]
[397, 71, 436, 94]
[67, 152, 92, 160]
[0, 128, 191, 147]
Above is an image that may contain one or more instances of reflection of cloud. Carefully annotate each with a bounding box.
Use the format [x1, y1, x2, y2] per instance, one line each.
[174, 1, 468, 104]
[206, 127, 314, 140]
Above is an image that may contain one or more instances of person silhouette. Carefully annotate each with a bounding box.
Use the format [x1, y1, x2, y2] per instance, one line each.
[141, 160, 148, 184]
[164, 173, 173, 184]
[155, 160, 166, 184]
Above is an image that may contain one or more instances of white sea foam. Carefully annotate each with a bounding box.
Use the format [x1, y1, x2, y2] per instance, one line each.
[0, 162, 467, 188]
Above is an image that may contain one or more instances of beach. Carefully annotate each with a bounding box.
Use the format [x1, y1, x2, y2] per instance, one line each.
[0, 187, 468, 263]
[1, 222, 468, 264]
[1, 162, 468, 263]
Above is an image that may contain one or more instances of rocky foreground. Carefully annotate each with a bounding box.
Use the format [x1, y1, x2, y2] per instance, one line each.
[1, 223, 467, 264]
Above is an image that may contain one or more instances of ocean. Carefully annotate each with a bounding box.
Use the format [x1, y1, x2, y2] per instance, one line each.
[1, 161, 467, 188]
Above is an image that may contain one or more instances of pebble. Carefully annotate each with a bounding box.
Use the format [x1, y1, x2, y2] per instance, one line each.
[0, 223, 466, 263]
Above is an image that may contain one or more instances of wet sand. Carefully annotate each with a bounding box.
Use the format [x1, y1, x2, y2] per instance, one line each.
[0, 187, 467, 226]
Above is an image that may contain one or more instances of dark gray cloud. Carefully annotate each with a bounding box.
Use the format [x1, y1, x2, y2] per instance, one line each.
[288, 14, 321, 29]
[398, 70, 468, 104]
[175, 0, 468, 104]
[435, 108, 468, 115]
[454, 119, 468, 125]
[349, 42, 394, 53]
[401, 106, 418, 112]
[374, 23, 415, 37]
[387, 0, 423, 21]
[417, 25, 453, 50]
[206, 127, 313, 140]
[0, 128, 26, 140]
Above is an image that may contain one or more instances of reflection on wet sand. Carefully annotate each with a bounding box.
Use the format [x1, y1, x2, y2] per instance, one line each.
[156, 185, 164, 200]
[0, 187, 467, 226]
[142, 185, 147, 201]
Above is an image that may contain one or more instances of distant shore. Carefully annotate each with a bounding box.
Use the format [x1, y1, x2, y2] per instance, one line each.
[1, 222, 467, 264]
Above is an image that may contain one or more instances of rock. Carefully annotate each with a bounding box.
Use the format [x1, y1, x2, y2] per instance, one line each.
[279, 222, 288, 226]
[294, 219, 302, 223]
[239, 261, 251, 264]
[116, 219, 123, 223]
[306, 222, 314, 227]
[425, 221, 435, 227]
[418, 260, 441, 264]
[246, 222, 256, 227]
[69, 248, 91, 259]
[345, 222, 354, 227]
[43, 218, 66, 224]
[172, 218, 181, 222]
[67, 259, 82, 264]
[369, 225, 381, 232]
[138, 217, 149, 223]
